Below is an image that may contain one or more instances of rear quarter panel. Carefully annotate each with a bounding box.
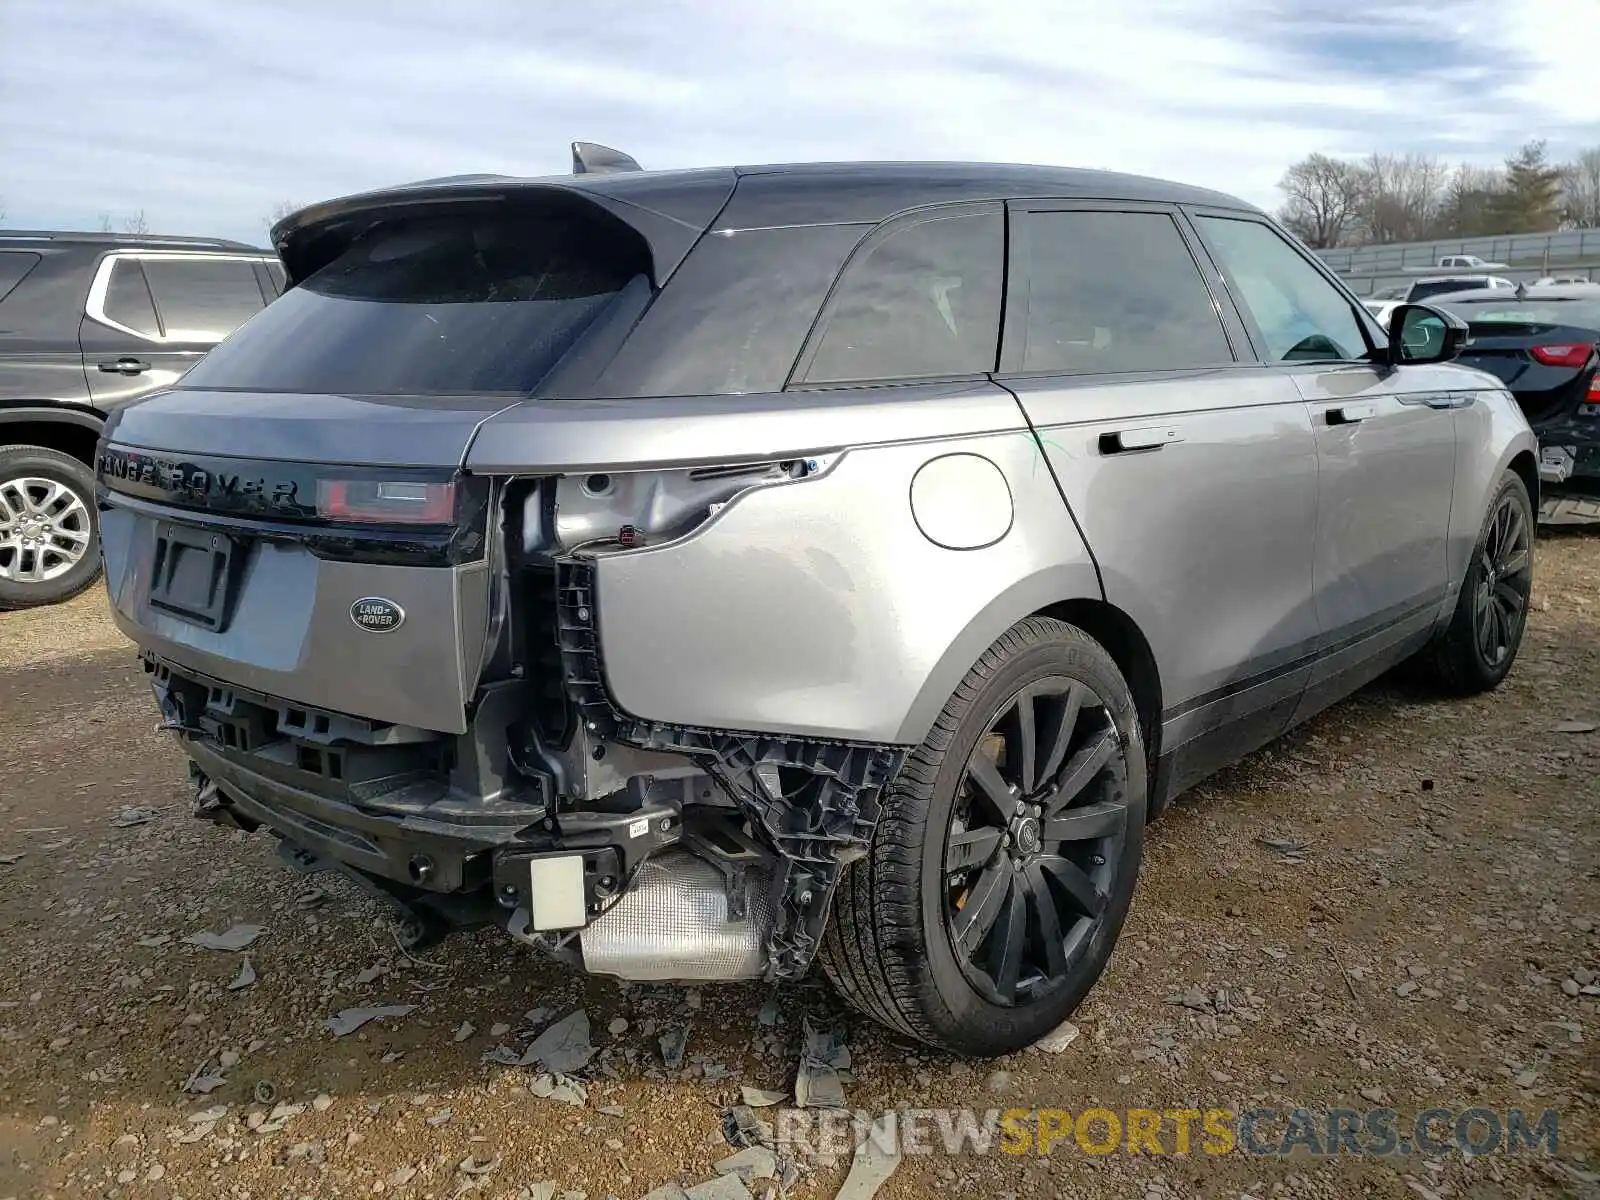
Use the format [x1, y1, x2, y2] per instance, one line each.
[581, 383, 1101, 744]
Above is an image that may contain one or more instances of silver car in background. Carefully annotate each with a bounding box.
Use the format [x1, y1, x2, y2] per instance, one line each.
[94, 150, 1538, 1056]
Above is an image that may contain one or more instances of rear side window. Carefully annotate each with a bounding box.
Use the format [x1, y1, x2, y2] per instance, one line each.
[101, 259, 161, 338]
[142, 258, 267, 342]
[1194, 216, 1368, 363]
[803, 210, 1002, 383]
[1017, 210, 1233, 374]
[0, 252, 40, 305]
[591, 223, 867, 397]
[179, 208, 647, 395]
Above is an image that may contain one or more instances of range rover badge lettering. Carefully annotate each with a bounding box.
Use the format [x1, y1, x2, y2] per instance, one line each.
[350, 597, 405, 633]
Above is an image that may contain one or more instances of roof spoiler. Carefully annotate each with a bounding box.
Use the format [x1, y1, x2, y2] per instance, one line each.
[572, 141, 642, 175]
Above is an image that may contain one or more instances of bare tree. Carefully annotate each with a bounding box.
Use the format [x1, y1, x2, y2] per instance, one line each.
[1559, 146, 1600, 229]
[1277, 154, 1369, 248]
[265, 199, 301, 226]
[97, 212, 115, 233]
[1363, 152, 1449, 243]
[120, 209, 150, 236]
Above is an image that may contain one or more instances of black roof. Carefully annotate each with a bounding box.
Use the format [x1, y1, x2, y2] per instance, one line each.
[273, 159, 1257, 287]
[371, 160, 1251, 224]
[0, 229, 268, 252]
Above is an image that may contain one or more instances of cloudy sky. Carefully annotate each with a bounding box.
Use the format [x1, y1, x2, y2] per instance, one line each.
[3, 0, 1596, 245]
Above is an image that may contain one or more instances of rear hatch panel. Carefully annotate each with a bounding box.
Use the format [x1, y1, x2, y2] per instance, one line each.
[98, 190, 673, 735]
[104, 389, 513, 467]
[99, 461, 493, 735]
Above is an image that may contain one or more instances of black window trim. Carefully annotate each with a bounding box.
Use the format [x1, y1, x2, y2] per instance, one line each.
[995, 198, 1249, 381]
[785, 200, 1005, 391]
[85, 249, 278, 344]
[1181, 206, 1389, 368]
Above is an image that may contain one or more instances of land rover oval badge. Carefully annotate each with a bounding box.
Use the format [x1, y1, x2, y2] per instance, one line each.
[350, 597, 405, 633]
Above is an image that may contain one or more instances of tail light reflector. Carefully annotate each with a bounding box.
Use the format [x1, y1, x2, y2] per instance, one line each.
[1529, 343, 1595, 368]
[316, 479, 455, 524]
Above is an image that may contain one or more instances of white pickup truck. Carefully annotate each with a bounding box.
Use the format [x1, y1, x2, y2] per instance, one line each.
[1436, 253, 1509, 270]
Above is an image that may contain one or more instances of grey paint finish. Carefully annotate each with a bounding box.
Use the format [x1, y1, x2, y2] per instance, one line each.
[592, 413, 1100, 743]
[1006, 368, 1320, 756]
[108, 388, 518, 468]
[101, 505, 487, 733]
[466, 381, 1027, 475]
[1289, 362, 1460, 688]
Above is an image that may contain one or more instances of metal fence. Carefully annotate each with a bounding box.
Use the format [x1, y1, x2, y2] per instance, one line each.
[1317, 229, 1600, 285]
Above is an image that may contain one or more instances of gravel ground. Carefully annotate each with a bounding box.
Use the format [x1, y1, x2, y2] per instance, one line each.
[2, 530, 1597, 1200]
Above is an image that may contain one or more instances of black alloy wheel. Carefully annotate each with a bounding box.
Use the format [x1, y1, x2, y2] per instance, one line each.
[944, 679, 1129, 1006]
[1473, 490, 1532, 669]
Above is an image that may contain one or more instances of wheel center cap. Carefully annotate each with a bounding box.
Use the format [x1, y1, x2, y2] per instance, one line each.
[1013, 816, 1041, 856]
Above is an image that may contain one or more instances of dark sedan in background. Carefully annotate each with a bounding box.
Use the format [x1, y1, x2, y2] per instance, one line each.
[1430, 283, 1600, 521]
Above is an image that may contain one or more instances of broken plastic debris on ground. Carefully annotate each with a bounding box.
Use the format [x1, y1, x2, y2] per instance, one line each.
[793, 1017, 851, 1109]
[182, 923, 266, 952]
[323, 1004, 416, 1037]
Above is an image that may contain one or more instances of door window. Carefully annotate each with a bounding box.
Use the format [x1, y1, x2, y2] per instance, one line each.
[142, 258, 268, 342]
[101, 259, 161, 338]
[804, 209, 1003, 383]
[1194, 216, 1369, 363]
[1015, 209, 1234, 375]
[0, 251, 40, 305]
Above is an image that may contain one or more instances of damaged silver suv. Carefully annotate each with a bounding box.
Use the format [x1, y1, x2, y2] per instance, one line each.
[96, 146, 1539, 1056]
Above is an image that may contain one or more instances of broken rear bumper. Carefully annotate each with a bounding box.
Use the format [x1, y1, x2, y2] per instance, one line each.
[1536, 419, 1600, 495]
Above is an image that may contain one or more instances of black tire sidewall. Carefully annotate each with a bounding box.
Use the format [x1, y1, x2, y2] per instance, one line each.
[913, 625, 1147, 1055]
[1459, 472, 1534, 689]
[0, 447, 102, 609]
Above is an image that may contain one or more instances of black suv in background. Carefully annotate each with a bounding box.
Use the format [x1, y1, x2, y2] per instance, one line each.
[0, 231, 284, 608]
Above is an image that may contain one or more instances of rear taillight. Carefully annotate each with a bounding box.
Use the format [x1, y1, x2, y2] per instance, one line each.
[1529, 343, 1595, 368]
[1586, 374, 1600, 405]
[316, 479, 456, 524]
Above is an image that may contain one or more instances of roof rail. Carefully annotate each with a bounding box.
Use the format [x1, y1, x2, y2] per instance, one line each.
[0, 228, 266, 251]
[571, 142, 642, 175]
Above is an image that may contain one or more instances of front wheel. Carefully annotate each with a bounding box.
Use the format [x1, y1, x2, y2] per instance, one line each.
[821, 617, 1146, 1056]
[1415, 469, 1534, 695]
[0, 445, 103, 611]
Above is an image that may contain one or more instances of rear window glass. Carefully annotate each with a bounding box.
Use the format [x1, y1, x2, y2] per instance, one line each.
[0, 251, 40, 305]
[103, 259, 161, 338]
[143, 258, 266, 341]
[1020, 210, 1234, 374]
[804, 210, 1002, 383]
[178, 209, 646, 395]
[1435, 296, 1600, 331]
[590, 223, 868, 397]
[1409, 278, 1490, 301]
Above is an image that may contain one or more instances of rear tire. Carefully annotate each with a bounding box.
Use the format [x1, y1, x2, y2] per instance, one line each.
[820, 616, 1146, 1056]
[0, 445, 102, 611]
[1416, 470, 1533, 695]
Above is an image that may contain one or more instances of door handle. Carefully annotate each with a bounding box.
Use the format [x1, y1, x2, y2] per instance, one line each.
[1326, 403, 1377, 425]
[1100, 426, 1184, 454]
[98, 358, 150, 375]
